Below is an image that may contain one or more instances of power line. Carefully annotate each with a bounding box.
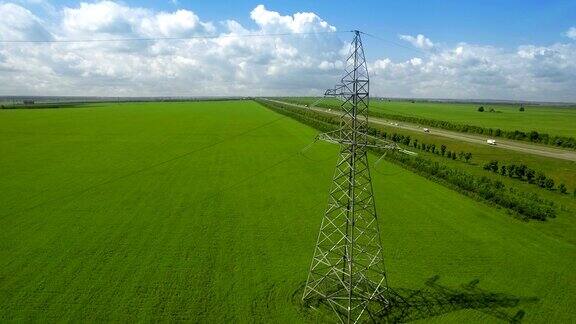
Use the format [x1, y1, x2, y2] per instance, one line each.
[0, 28, 430, 58]
[0, 30, 350, 45]
[361, 31, 430, 56]
[0, 27, 432, 59]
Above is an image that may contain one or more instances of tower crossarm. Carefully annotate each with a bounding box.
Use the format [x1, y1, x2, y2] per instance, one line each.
[316, 129, 417, 155]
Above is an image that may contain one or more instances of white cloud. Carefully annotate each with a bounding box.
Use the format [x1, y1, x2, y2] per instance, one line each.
[0, 2, 575, 102]
[61, 1, 142, 36]
[60, 1, 214, 38]
[0, 2, 343, 96]
[399, 34, 435, 50]
[142, 10, 215, 36]
[566, 27, 576, 40]
[370, 42, 576, 101]
[250, 4, 335, 33]
[409, 57, 422, 66]
[0, 3, 52, 41]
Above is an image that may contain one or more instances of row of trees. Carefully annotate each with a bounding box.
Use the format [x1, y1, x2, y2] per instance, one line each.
[384, 152, 556, 220]
[288, 99, 576, 149]
[255, 99, 340, 132]
[257, 99, 557, 220]
[413, 140, 473, 163]
[483, 160, 569, 193]
[367, 128, 473, 163]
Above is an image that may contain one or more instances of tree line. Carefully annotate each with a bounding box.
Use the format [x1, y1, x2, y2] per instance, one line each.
[256, 99, 557, 220]
[383, 151, 556, 220]
[256, 99, 340, 133]
[367, 128, 473, 163]
[483, 160, 569, 194]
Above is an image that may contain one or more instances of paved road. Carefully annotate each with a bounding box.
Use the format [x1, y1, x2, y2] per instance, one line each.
[262, 98, 576, 162]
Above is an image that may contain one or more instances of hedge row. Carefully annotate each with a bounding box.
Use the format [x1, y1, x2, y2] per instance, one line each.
[483, 160, 569, 194]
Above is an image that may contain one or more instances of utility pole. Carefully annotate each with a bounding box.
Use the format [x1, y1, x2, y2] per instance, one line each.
[302, 30, 389, 323]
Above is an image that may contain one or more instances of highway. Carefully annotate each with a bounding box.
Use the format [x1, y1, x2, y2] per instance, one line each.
[262, 98, 576, 162]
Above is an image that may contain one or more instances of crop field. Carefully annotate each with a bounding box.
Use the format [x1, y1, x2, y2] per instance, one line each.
[1, 101, 575, 322]
[284, 97, 576, 138]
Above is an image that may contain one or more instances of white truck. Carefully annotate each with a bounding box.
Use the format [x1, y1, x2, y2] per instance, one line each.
[487, 139, 497, 145]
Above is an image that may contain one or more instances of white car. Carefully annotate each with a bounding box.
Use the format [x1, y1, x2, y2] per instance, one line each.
[487, 139, 497, 145]
[423, 128, 430, 133]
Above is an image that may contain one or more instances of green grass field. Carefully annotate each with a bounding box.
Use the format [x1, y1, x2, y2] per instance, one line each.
[370, 101, 576, 138]
[1, 101, 575, 322]
[284, 97, 576, 138]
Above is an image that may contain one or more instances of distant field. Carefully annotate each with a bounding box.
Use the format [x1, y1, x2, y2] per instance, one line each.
[0, 101, 574, 322]
[284, 97, 576, 138]
[371, 101, 576, 138]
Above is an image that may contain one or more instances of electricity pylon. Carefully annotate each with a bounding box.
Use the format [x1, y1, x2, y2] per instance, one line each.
[302, 30, 390, 323]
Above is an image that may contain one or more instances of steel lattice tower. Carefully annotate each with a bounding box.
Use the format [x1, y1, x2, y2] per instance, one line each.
[302, 30, 389, 323]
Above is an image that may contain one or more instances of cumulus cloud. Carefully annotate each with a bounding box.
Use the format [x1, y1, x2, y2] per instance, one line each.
[0, 1, 575, 101]
[370, 42, 576, 101]
[399, 34, 435, 50]
[0, 3, 53, 41]
[566, 27, 576, 40]
[250, 4, 335, 33]
[60, 1, 214, 38]
[0, 2, 342, 96]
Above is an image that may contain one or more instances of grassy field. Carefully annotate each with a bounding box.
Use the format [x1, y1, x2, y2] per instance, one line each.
[1, 101, 575, 322]
[284, 97, 576, 138]
[370, 101, 576, 138]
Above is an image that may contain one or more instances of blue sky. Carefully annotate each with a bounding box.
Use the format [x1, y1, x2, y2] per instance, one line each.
[1, 0, 575, 100]
[99, 0, 576, 40]
[20, 0, 576, 57]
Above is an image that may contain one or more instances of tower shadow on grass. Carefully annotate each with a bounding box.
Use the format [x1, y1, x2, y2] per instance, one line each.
[295, 275, 538, 323]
